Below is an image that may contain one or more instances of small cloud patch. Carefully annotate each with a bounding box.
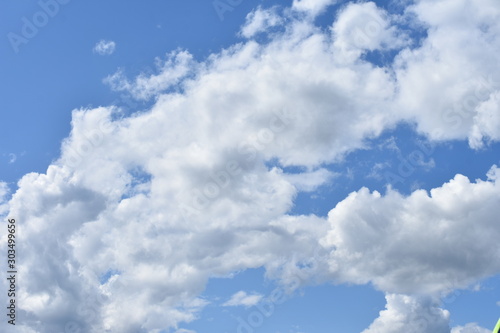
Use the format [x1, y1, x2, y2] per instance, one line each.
[223, 291, 263, 308]
[93, 40, 116, 55]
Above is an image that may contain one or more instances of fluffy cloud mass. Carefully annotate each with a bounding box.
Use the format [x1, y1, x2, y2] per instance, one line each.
[322, 166, 500, 295]
[1, 0, 500, 332]
[395, 0, 500, 145]
[361, 294, 450, 333]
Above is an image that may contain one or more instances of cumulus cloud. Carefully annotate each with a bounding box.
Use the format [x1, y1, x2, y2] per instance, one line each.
[93, 40, 116, 55]
[470, 91, 500, 148]
[361, 294, 450, 333]
[223, 291, 264, 307]
[321, 166, 500, 294]
[2, 1, 500, 332]
[332, 2, 409, 61]
[394, 0, 500, 144]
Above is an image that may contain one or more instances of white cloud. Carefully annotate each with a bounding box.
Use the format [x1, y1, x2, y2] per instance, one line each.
[362, 294, 450, 333]
[366, 161, 391, 180]
[2, 1, 500, 332]
[451, 323, 491, 333]
[175, 329, 197, 333]
[283, 168, 336, 192]
[0, 182, 8, 197]
[469, 91, 500, 148]
[0, 182, 9, 217]
[332, 2, 409, 62]
[321, 166, 500, 294]
[223, 291, 264, 307]
[394, 0, 500, 144]
[240, 6, 284, 38]
[104, 50, 195, 100]
[93, 40, 116, 55]
[292, 0, 337, 17]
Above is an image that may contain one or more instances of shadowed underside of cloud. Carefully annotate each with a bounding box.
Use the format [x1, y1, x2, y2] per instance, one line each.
[1, 0, 500, 332]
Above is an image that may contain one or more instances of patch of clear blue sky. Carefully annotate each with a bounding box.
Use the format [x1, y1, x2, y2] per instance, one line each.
[289, 123, 500, 217]
[446, 275, 500, 329]
[183, 267, 385, 333]
[99, 269, 121, 285]
[1, 0, 499, 331]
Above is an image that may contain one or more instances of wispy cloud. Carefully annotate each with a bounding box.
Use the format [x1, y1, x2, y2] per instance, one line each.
[240, 6, 283, 38]
[93, 39, 116, 55]
[175, 329, 197, 333]
[223, 291, 263, 308]
[8, 153, 16, 164]
[451, 323, 490, 333]
[104, 50, 194, 100]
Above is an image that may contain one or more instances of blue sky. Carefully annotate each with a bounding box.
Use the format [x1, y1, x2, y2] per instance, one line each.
[1, 0, 500, 332]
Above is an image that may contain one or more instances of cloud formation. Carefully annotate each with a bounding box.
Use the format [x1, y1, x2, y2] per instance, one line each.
[451, 323, 491, 333]
[0, 182, 9, 217]
[332, 1, 409, 61]
[292, 0, 338, 17]
[223, 291, 264, 307]
[240, 6, 284, 38]
[93, 39, 116, 55]
[105, 50, 194, 100]
[361, 294, 450, 333]
[1, 1, 500, 332]
[321, 166, 500, 295]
